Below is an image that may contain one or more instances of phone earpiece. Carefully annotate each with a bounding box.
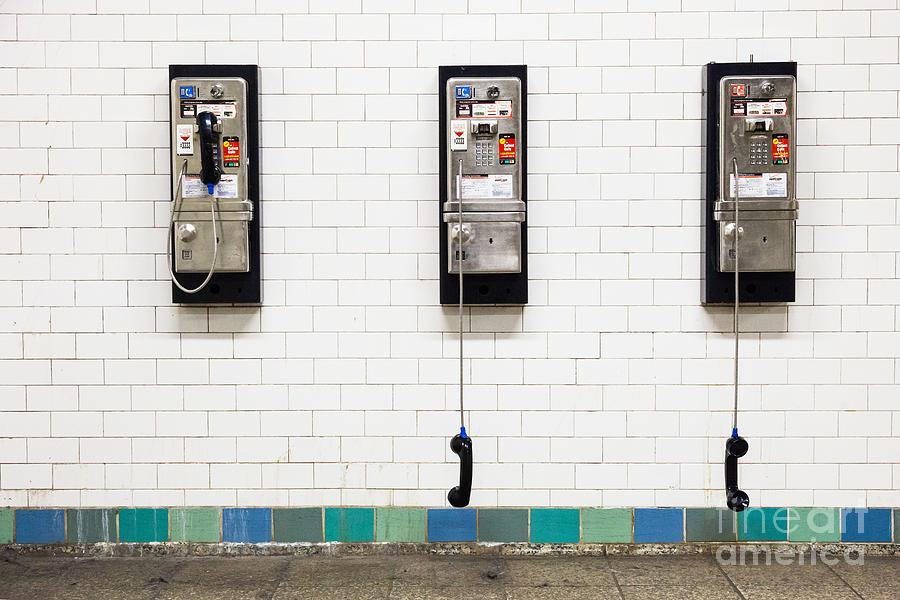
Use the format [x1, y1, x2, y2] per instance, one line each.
[447, 432, 472, 508]
[725, 434, 750, 512]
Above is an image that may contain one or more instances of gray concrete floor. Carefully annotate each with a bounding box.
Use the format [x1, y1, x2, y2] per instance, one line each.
[0, 551, 897, 599]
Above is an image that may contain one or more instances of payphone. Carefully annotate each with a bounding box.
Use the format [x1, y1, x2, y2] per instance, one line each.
[168, 65, 260, 304]
[703, 61, 798, 512]
[439, 65, 528, 508]
[703, 62, 798, 304]
[439, 65, 527, 306]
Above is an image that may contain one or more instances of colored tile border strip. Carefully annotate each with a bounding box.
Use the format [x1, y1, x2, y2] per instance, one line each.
[0, 507, 897, 545]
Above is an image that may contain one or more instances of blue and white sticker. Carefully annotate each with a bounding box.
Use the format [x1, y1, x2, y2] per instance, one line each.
[179, 86, 195, 98]
[455, 85, 471, 99]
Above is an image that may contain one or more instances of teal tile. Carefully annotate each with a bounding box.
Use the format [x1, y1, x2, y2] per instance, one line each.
[478, 509, 528, 543]
[0, 509, 12, 544]
[582, 509, 632, 543]
[273, 508, 323, 543]
[685, 508, 735, 542]
[324, 508, 374, 542]
[119, 508, 168, 543]
[894, 509, 899, 544]
[170, 508, 220, 543]
[737, 507, 788, 542]
[788, 508, 839, 543]
[530, 508, 579, 543]
[376, 508, 425, 542]
[66, 509, 117, 543]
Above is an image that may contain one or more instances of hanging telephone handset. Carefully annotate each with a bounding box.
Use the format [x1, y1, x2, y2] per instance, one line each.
[166, 110, 224, 295]
[725, 432, 749, 512]
[448, 429, 472, 508]
[196, 111, 223, 194]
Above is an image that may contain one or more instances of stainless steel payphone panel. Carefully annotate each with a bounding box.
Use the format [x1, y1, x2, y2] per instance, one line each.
[715, 75, 797, 273]
[443, 76, 525, 275]
[170, 76, 251, 274]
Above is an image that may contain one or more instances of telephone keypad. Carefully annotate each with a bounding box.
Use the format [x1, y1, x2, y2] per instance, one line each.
[748, 137, 768, 166]
[475, 141, 493, 167]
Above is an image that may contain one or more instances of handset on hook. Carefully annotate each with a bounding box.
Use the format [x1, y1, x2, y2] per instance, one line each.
[447, 432, 472, 508]
[196, 111, 223, 195]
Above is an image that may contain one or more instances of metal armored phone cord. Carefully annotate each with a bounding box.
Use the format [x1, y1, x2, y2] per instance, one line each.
[167, 158, 219, 294]
[447, 158, 472, 508]
[724, 156, 749, 512]
[731, 156, 741, 434]
[457, 159, 466, 434]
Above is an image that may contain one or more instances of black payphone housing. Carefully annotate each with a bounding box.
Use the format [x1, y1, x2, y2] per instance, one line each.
[169, 64, 260, 304]
[702, 61, 797, 304]
[439, 64, 528, 305]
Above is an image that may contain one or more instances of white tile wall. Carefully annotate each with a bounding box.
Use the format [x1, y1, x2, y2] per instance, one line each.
[0, 2, 898, 509]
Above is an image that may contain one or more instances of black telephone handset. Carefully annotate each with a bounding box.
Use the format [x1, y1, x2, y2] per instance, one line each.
[447, 433, 472, 508]
[196, 111, 223, 195]
[725, 434, 750, 512]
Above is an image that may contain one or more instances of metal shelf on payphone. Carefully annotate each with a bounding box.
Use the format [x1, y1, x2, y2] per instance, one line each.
[443, 200, 526, 214]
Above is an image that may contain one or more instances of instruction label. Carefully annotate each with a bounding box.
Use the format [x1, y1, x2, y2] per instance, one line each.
[461, 174, 513, 199]
[182, 174, 239, 199]
[455, 100, 513, 119]
[731, 98, 788, 117]
[180, 101, 237, 119]
[176, 124, 193, 155]
[450, 120, 467, 151]
[730, 173, 787, 198]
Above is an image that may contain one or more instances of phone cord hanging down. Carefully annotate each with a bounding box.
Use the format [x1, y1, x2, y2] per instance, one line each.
[167, 159, 219, 295]
[732, 156, 741, 435]
[457, 159, 466, 433]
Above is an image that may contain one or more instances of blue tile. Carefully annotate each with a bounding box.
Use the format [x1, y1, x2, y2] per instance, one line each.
[841, 508, 892, 543]
[634, 508, 684, 543]
[15, 509, 65, 544]
[222, 508, 271, 543]
[427, 508, 476, 542]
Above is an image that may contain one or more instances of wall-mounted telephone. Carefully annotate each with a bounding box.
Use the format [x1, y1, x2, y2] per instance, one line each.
[168, 65, 260, 304]
[703, 62, 798, 304]
[439, 65, 528, 305]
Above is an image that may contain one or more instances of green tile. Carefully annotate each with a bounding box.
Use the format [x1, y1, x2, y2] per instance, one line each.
[66, 509, 117, 543]
[737, 507, 788, 542]
[273, 508, 323, 543]
[787, 507, 839, 543]
[376, 508, 426, 542]
[684, 508, 735, 542]
[530, 508, 580, 543]
[324, 507, 374, 542]
[478, 509, 528, 543]
[119, 508, 168, 543]
[582, 508, 632, 543]
[0, 509, 12, 544]
[170, 508, 220, 543]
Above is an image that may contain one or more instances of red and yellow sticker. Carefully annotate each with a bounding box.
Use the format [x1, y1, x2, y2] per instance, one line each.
[772, 134, 789, 165]
[223, 136, 240, 168]
[499, 133, 516, 165]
